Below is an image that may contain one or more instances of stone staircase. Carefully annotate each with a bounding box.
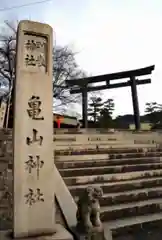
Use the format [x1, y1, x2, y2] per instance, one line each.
[1, 128, 162, 238]
[55, 145, 162, 238]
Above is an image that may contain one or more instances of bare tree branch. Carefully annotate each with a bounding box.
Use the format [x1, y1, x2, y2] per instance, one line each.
[0, 21, 87, 112]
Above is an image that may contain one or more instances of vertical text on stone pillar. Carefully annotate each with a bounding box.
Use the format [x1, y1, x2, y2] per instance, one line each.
[24, 33, 48, 73]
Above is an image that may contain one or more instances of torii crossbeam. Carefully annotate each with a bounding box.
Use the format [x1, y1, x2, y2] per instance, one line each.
[66, 65, 155, 130]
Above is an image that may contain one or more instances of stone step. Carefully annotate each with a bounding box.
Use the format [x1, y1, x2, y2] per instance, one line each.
[0, 204, 11, 214]
[0, 190, 12, 206]
[56, 156, 162, 169]
[100, 198, 162, 221]
[0, 177, 13, 190]
[54, 143, 157, 151]
[59, 163, 162, 177]
[103, 212, 162, 236]
[55, 147, 161, 156]
[74, 186, 162, 206]
[55, 153, 110, 161]
[0, 162, 9, 173]
[68, 177, 162, 196]
[0, 156, 12, 163]
[55, 151, 162, 161]
[0, 213, 12, 231]
[55, 140, 134, 147]
[109, 151, 162, 160]
[64, 169, 162, 186]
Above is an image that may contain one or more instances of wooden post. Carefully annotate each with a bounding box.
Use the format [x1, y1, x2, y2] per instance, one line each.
[130, 76, 141, 130]
[82, 88, 88, 128]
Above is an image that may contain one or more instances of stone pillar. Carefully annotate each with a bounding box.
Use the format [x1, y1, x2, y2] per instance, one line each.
[13, 20, 55, 238]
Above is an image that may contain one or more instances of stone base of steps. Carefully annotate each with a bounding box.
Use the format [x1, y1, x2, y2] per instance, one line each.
[104, 213, 162, 238]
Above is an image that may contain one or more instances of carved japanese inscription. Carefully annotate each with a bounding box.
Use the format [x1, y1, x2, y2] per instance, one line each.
[26, 129, 43, 145]
[24, 34, 47, 72]
[25, 155, 44, 180]
[24, 188, 44, 206]
[25, 39, 46, 50]
[27, 96, 44, 120]
[25, 54, 45, 68]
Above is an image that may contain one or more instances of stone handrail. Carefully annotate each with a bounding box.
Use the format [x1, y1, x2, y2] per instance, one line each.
[54, 165, 77, 228]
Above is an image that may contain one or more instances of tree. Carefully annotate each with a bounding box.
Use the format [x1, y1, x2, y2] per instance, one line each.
[102, 99, 114, 116]
[99, 98, 115, 128]
[145, 102, 162, 128]
[0, 21, 17, 128]
[88, 96, 104, 123]
[0, 21, 16, 96]
[53, 45, 86, 110]
[145, 102, 162, 114]
[0, 20, 86, 126]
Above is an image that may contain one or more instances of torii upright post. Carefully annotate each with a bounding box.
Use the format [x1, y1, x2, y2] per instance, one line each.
[130, 76, 140, 130]
[82, 89, 88, 128]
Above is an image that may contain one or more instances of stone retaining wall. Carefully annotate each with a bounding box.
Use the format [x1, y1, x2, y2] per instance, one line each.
[0, 129, 67, 230]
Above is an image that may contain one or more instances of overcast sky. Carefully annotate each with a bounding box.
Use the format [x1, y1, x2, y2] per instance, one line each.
[1, 0, 162, 117]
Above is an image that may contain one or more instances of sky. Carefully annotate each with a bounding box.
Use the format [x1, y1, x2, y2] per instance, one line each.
[1, 0, 162, 118]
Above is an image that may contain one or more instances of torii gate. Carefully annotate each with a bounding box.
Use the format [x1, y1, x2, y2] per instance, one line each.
[66, 65, 155, 130]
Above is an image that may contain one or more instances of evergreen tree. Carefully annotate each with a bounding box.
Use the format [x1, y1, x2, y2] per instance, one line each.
[88, 97, 104, 123]
[145, 102, 162, 128]
[99, 98, 115, 128]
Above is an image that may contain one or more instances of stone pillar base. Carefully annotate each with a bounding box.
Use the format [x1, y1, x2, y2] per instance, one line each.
[72, 226, 109, 240]
[0, 224, 73, 240]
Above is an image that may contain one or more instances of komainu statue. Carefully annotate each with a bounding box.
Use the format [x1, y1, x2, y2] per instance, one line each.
[76, 186, 103, 233]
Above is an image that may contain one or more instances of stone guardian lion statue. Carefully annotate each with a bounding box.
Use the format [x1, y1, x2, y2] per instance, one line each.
[76, 186, 103, 232]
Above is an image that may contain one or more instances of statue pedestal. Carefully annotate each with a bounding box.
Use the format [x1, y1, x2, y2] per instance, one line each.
[0, 224, 73, 240]
[72, 226, 106, 240]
